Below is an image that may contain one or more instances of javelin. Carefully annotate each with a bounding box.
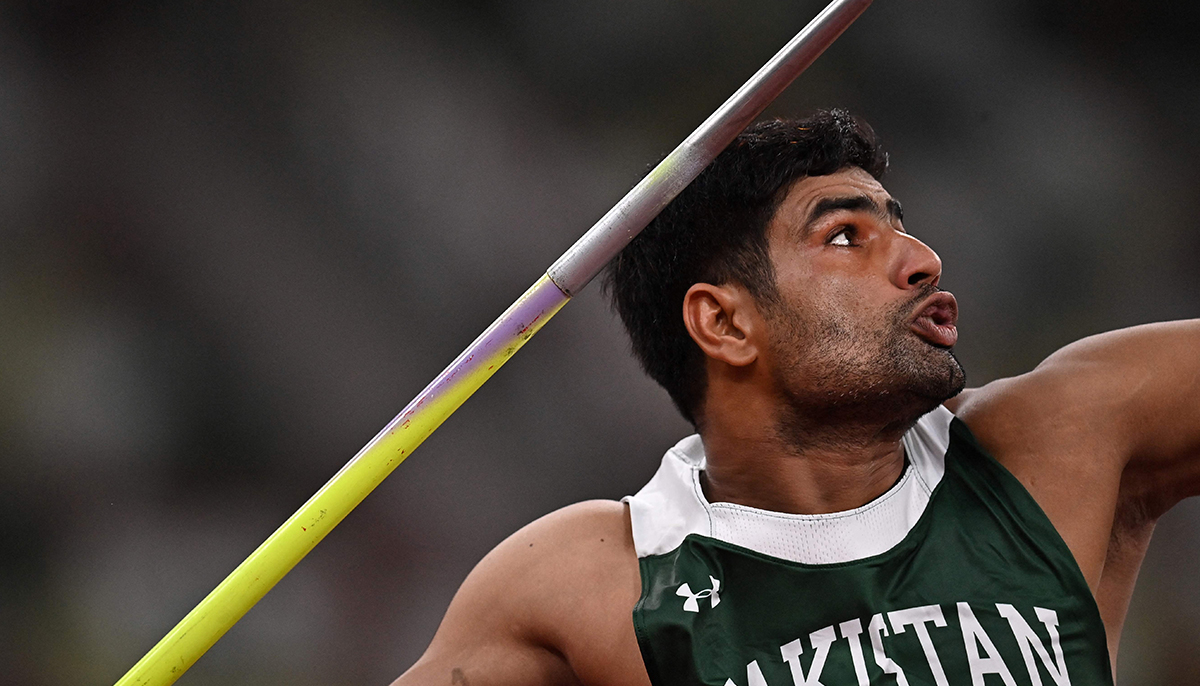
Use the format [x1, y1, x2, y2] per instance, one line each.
[114, 0, 873, 683]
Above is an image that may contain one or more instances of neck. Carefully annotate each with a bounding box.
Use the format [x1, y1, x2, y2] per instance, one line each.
[697, 388, 917, 515]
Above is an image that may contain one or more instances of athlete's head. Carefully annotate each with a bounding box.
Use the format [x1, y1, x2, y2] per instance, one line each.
[605, 109, 965, 431]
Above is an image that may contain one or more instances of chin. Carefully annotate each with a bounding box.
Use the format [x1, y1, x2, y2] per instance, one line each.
[904, 348, 967, 409]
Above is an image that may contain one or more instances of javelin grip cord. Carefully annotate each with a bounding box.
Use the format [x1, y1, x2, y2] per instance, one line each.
[114, 1, 872, 683]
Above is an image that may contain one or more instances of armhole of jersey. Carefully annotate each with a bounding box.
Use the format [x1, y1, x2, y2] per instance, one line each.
[947, 417, 1091, 577]
[946, 416, 1110, 655]
[631, 556, 664, 686]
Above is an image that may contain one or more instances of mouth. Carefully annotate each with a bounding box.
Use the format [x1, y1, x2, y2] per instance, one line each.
[909, 291, 959, 348]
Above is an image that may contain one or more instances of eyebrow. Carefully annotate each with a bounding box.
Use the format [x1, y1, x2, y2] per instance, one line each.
[802, 194, 904, 235]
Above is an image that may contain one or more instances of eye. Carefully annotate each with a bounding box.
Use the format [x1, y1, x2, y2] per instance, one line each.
[829, 227, 854, 246]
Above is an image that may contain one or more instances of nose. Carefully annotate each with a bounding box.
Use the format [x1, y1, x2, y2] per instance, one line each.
[891, 233, 942, 289]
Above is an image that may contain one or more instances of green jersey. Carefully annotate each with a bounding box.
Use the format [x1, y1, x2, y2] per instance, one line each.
[623, 406, 1111, 686]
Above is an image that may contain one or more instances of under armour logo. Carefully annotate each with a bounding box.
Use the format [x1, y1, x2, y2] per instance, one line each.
[677, 575, 721, 613]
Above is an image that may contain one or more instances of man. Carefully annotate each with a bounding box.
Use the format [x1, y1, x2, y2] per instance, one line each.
[393, 109, 1199, 685]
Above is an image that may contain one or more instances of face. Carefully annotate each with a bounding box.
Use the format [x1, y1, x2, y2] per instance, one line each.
[757, 167, 965, 434]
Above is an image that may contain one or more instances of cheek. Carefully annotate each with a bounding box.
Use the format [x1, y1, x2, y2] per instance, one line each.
[773, 253, 896, 334]
[804, 276, 871, 325]
[817, 264, 905, 316]
[784, 250, 880, 307]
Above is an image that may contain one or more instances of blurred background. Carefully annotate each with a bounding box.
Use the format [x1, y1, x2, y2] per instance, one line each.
[0, 0, 1197, 683]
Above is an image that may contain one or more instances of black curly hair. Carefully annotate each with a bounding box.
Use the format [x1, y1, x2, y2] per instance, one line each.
[603, 109, 889, 427]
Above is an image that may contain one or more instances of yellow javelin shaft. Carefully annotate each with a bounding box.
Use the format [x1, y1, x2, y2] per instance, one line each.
[115, 276, 570, 685]
[114, 1, 871, 683]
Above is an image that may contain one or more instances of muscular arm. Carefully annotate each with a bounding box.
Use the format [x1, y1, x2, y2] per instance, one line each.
[955, 320, 1200, 520]
[1080, 320, 1200, 509]
[392, 501, 646, 686]
[951, 319, 1200, 661]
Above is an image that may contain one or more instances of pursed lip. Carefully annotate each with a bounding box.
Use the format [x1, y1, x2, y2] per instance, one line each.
[909, 291, 959, 348]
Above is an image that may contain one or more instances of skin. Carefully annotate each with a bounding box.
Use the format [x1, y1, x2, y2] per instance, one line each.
[395, 168, 1200, 685]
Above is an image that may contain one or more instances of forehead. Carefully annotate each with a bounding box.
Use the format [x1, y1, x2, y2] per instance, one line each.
[768, 167, 893, 237]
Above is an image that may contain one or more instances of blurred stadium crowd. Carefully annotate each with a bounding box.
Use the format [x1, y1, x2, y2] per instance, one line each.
[0, 1, 1197, 683]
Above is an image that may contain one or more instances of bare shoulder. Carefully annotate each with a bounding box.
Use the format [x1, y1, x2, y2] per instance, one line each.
[395, 500, 646, 686]
[948, 325, 1183, 500]
[482, 499, 642, 632]
[951, 321, 1199, 465]
[493, 499, 641, 607]
[945, 321, 1200, 590]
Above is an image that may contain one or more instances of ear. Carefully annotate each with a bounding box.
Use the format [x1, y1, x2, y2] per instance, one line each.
[682, 282, 762, 367]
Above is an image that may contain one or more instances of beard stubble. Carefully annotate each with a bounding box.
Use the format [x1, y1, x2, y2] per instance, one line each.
[764, 283, 967, 450]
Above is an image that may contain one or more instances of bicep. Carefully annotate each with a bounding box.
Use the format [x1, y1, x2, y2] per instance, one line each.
[960, 320, 1200, 512]
[1037, 321, 1200, 504]
[392, 500, 637, 686]
[1106, 322, 1200, 484]
[397, 638, 572, 686]
[393, 552, 578, 686]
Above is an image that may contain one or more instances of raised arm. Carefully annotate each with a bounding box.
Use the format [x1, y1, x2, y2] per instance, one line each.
[955, 319, 1200, 517]
[392, 500, 645, 686]
[950, 319, 1200, 663]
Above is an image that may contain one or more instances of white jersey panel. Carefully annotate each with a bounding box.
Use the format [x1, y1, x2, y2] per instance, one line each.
[623, 405, 955, 564]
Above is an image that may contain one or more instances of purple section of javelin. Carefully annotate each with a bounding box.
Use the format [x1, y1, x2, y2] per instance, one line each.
[360, 276, 571, 451]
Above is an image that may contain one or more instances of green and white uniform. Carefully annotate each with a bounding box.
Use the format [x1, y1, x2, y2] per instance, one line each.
[624, 406, 1111, 686]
